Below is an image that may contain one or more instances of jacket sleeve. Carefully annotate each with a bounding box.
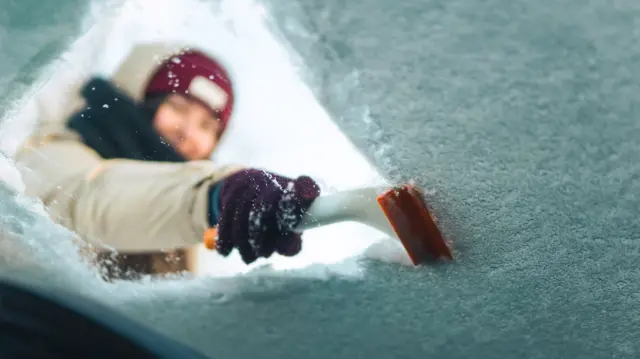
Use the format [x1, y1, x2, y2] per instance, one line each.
[15, 137, 242, 252]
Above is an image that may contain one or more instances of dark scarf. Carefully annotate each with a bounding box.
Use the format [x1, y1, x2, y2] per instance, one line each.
[67, 77, 186, 162]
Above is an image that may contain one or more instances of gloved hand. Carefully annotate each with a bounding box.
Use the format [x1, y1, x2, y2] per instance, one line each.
[208, 169, 321, 264]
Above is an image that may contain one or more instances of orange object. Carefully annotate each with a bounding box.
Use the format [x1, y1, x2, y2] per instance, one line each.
[377, 184, 452, 264]
[203, 227, 217, 250]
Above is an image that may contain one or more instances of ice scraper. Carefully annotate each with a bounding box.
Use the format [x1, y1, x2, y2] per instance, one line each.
[204, 184, 453, 265]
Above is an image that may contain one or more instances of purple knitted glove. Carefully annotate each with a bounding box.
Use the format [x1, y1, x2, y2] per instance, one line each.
[214, 169, 320, 264]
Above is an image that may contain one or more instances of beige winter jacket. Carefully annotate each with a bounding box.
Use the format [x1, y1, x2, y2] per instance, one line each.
[14, 43, 242, 272]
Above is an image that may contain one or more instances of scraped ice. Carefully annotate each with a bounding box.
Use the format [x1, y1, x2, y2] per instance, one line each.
[0, 0, 411, 311]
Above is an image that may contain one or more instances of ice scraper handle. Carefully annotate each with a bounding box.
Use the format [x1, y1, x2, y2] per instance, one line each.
[294, 187, 397, 237]
[203, 187, 387, 250]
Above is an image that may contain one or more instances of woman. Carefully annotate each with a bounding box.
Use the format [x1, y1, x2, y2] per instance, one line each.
[14, 42, 320, 280]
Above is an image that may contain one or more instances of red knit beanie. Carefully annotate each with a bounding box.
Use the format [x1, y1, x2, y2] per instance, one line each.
[145, 49, 234, 135]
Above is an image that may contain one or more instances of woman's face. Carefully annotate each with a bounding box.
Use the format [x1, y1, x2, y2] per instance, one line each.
[152, 94, 221, 161]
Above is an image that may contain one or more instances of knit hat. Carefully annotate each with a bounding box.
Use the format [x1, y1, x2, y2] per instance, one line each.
[144, 49, 234, 136]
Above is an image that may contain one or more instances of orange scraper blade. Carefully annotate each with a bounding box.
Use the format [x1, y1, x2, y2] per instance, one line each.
[377, 184, 452, 265]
